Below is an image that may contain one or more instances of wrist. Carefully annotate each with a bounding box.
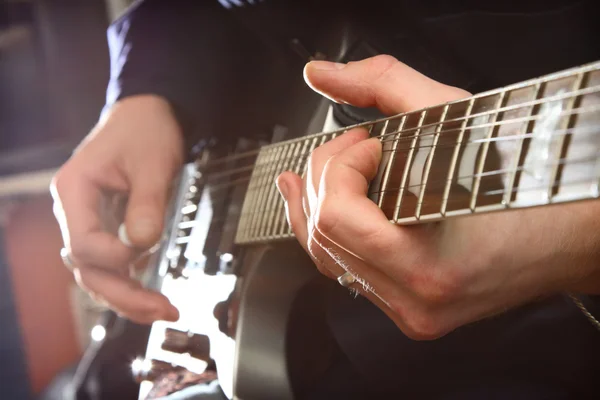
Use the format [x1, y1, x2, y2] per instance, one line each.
[110, 94, 175, 117]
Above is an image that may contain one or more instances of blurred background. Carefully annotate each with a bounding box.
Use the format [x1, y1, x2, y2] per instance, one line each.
[1, 1, 135, 398]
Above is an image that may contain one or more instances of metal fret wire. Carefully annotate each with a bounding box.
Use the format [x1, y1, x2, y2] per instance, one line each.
[468, 90, 508, 211]
[270, 140, 303, 238]
[393, 110, 427, 221]
[377, 118, 400, 207]
[441, 98, 475, 215]
[249, 146, 282, 238]
[260, 142, 294, 237]
[546, 72, 587, 200]
[416, 105, 449, 218]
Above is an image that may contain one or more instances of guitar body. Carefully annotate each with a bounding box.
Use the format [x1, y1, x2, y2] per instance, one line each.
[137, 27, 354, 399]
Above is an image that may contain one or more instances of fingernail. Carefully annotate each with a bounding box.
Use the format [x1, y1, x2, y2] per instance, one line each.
[118, 223, 133, 247]
[129, 218, 158, 241]
[277, 180, 288, 201]
[309, 61, 346, 71]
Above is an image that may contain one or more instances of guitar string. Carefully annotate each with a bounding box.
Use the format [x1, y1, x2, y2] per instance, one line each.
[199, 83, 600, 171]
[188, 142, 600, 219]
[184, 175, 600, 244]
[191, 174, 597, 244]
[201, 124, 599, 186]
[222, 154, 599, 219]
[182, 94, 600, 229]
[228, 175, 600, 239]
[214, 126, 600, 204]
[199, 102, 600, 187]
[194, 155, 600, 225]
[247, 83, 600, 155]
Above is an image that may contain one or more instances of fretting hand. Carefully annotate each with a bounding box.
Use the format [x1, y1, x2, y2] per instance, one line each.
[277, 55, 600, 339]
[51, 95, 182, 324]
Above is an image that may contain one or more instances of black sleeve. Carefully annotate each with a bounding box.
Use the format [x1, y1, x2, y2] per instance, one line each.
[103, 0, 253, 150]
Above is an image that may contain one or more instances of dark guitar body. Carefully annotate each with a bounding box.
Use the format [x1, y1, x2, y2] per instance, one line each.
[135, 21, 358, 399]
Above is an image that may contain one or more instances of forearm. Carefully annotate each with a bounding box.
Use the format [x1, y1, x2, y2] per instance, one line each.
[486, 200, 600, 296]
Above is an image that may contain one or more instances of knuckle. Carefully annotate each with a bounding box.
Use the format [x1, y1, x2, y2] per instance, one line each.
[369, 54, 399, 80]
[69, 239, 90, 263]
[314, 200, 339, 236]
[389, 301, 443, 340]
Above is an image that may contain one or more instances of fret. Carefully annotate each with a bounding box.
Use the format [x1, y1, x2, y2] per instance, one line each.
[300, 136, 320, 178]
[441, 99, 475, 215]
[376, 119, 397, 207]
[276, 136, 315, 237]
[236, 150, 267, 242]
[502, 82, 544, 206]
[415, 105, 449, 219]
[468, 89, 508, 211]
[274, 138, 310, 237]
[242, 149, 274, 241]
[271, 141, 303, 238]
[256, 143, 287, 238]
[254, 144, 288, 240]
[287, 134, 327, 236]
[248, 146, 282, 241]
[367, 120, 390, 204]
[393, 110, 427, 222]
[262, 142, 296, 238]
[546, 71, 587, 201]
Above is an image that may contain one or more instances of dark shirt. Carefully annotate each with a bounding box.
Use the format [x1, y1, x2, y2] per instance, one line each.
[104, 1, 600, 398]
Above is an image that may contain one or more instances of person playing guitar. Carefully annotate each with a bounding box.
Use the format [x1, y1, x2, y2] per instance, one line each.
[51, 0, 600, 398]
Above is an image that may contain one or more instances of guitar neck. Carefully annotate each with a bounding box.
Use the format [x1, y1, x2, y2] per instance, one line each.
[234, 61, 600, 245]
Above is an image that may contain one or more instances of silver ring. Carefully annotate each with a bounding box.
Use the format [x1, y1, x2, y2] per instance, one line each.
[60, 247, 75, 271]
[337, 272, 356, 288]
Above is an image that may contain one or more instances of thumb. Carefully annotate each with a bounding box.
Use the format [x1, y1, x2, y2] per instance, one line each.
[304, 55, 470, 115]
[124, 167, 172, 248]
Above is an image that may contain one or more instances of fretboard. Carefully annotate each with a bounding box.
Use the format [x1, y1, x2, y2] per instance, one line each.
[235, 61, 600, 245]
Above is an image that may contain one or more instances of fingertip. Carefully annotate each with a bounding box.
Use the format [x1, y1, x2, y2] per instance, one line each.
[303, 61, 348, 103]
[365, 136, 384, 156]
[125, 215, 162, 248]
[164, 303, 180, 322]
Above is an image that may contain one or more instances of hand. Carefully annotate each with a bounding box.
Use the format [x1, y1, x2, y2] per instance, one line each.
[51, 95, 183, 324]
[277, 55, 600, 340]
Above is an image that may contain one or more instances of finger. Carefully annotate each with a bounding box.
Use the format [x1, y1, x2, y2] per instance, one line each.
[306, 128, 368, 217]
[277, 171, 335, 279]
[51, 171, 134, 271]
[316, 137, 430, 271]
[124, 162, 174, 248]
[75, 266, 179, 324]
[304, 55, 470, 114]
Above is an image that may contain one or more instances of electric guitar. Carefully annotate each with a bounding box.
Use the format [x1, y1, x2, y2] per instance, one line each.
[134, 60, 600, 400]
